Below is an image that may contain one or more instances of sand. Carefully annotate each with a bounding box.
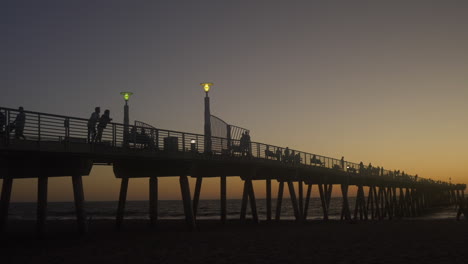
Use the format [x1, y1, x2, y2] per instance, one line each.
[1, 219, 468, 264]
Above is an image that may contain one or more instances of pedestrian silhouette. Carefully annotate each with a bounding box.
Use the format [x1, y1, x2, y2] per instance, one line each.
[95, 109, 112, 143]
[284, 147, 290, 162]
[87, 107, 100, 143]
[341, 156, 345, 170]
[12, 107, 26, 140]
[359, 161, 364, 174]
[275, 148, 282, 161]
[245, 131, 251, 156]
[239, 132, 246, 156]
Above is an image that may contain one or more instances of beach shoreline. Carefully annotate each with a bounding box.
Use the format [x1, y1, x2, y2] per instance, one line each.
[1, 219, 468, 264]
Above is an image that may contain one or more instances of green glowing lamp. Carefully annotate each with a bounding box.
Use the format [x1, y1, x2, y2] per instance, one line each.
[200, 82, 213, 93]
[120, 92, 133, 101]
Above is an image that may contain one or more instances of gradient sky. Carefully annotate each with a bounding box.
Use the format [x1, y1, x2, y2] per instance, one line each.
[2, 0, 468, 201]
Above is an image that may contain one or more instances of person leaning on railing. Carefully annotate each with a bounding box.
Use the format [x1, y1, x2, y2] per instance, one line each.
[12, 106, 26, 140]
[87, 107, 100, 143]
[95, 109, 112, 143]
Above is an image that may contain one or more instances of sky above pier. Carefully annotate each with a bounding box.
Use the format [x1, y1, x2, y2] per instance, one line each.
[2, 0, 468, 201]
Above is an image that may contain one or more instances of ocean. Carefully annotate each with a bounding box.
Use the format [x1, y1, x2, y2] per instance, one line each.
[8, 198, 457, 221]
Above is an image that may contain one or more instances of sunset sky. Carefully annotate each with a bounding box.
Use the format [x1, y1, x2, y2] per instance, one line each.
[2, 1, 468, 201]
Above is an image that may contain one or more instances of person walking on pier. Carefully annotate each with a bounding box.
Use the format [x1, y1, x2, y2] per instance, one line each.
[95, 109, 112, 143]
[341, 156, 345, 170]
[12, 107, 26, 140]
[87, 107, 100, 143]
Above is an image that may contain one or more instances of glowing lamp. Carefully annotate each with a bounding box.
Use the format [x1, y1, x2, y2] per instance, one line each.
[120, 92, 133, 101]
[200, 82, 213, 93]
[191, 139, 196, 144]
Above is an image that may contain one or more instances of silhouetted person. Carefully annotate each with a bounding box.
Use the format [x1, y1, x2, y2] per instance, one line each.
[359, 162, 364, 174]
[13, 107, 26, 140]
[341, 156, 345, 170]
[87, 107, 100, 143]
[95, 109, 112, 143]
[276, 148, 282, 161]
[245, 131, 251, 156]
[295, 152, 301, 164]
[240, 132, 246, 156]
[284, 147, 290, 162]
[0, 111, 5, 134]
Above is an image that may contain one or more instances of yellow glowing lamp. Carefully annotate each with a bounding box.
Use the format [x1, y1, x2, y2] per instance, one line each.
[200, 82, 213, 93]
[120, 92, 133, 101]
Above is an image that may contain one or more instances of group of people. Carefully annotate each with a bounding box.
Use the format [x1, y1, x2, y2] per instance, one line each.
[87, 107, 112, 143]
[0, 106, 26, 140]
[282, 147, 301, 164]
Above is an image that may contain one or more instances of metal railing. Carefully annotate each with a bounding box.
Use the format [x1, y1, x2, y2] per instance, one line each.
[0, 106, 458, 188]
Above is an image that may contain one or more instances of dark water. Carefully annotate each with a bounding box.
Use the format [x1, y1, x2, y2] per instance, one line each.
[8, 198, 456, 221]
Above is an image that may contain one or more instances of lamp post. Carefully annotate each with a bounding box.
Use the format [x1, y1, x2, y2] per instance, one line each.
[120, 92, 133, 146]
[201, 83, 213, 153]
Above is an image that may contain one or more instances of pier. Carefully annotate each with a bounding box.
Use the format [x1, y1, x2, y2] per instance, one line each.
[0, 106, 466, 235]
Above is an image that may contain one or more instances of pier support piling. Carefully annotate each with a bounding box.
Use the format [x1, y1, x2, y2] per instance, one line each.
[220, 175, 227, 223]
[318, 184, 328, 221]
[149, 176, 158, 227]
[192, 176, 202, 218]
[247, 179, 258, 223]
[275, 181, 284, 221]
[0, 177, 13, 233]
[179, 175, 196, 230]
[340, 183, 351, 221]
[37, 175, 48, 236]
[303, 184, 312, 220]
[298, 180, 304, 217]
[72, 175, 87, 234]
[287, 181, 301, 221]
[266, 178, 272, 221]
[116, 177, 129, 230]
[240, 180, 249, 221]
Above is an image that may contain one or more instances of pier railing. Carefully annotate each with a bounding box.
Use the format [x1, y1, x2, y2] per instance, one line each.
[0, 106, 454, 187]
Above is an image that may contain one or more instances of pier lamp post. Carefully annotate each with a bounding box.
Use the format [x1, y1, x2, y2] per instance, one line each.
[201, 83, 213, 153]
[120, 92, 133, 146]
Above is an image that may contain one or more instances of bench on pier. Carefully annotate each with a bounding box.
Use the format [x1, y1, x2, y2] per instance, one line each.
[265, 149, 281, 160]
[128, 133, 156, 150]
[228, 144, 250, 156]
[310, 158, 324, 166]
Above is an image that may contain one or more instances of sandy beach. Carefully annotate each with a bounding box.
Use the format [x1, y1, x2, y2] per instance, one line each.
[1, 219, 468, 264]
